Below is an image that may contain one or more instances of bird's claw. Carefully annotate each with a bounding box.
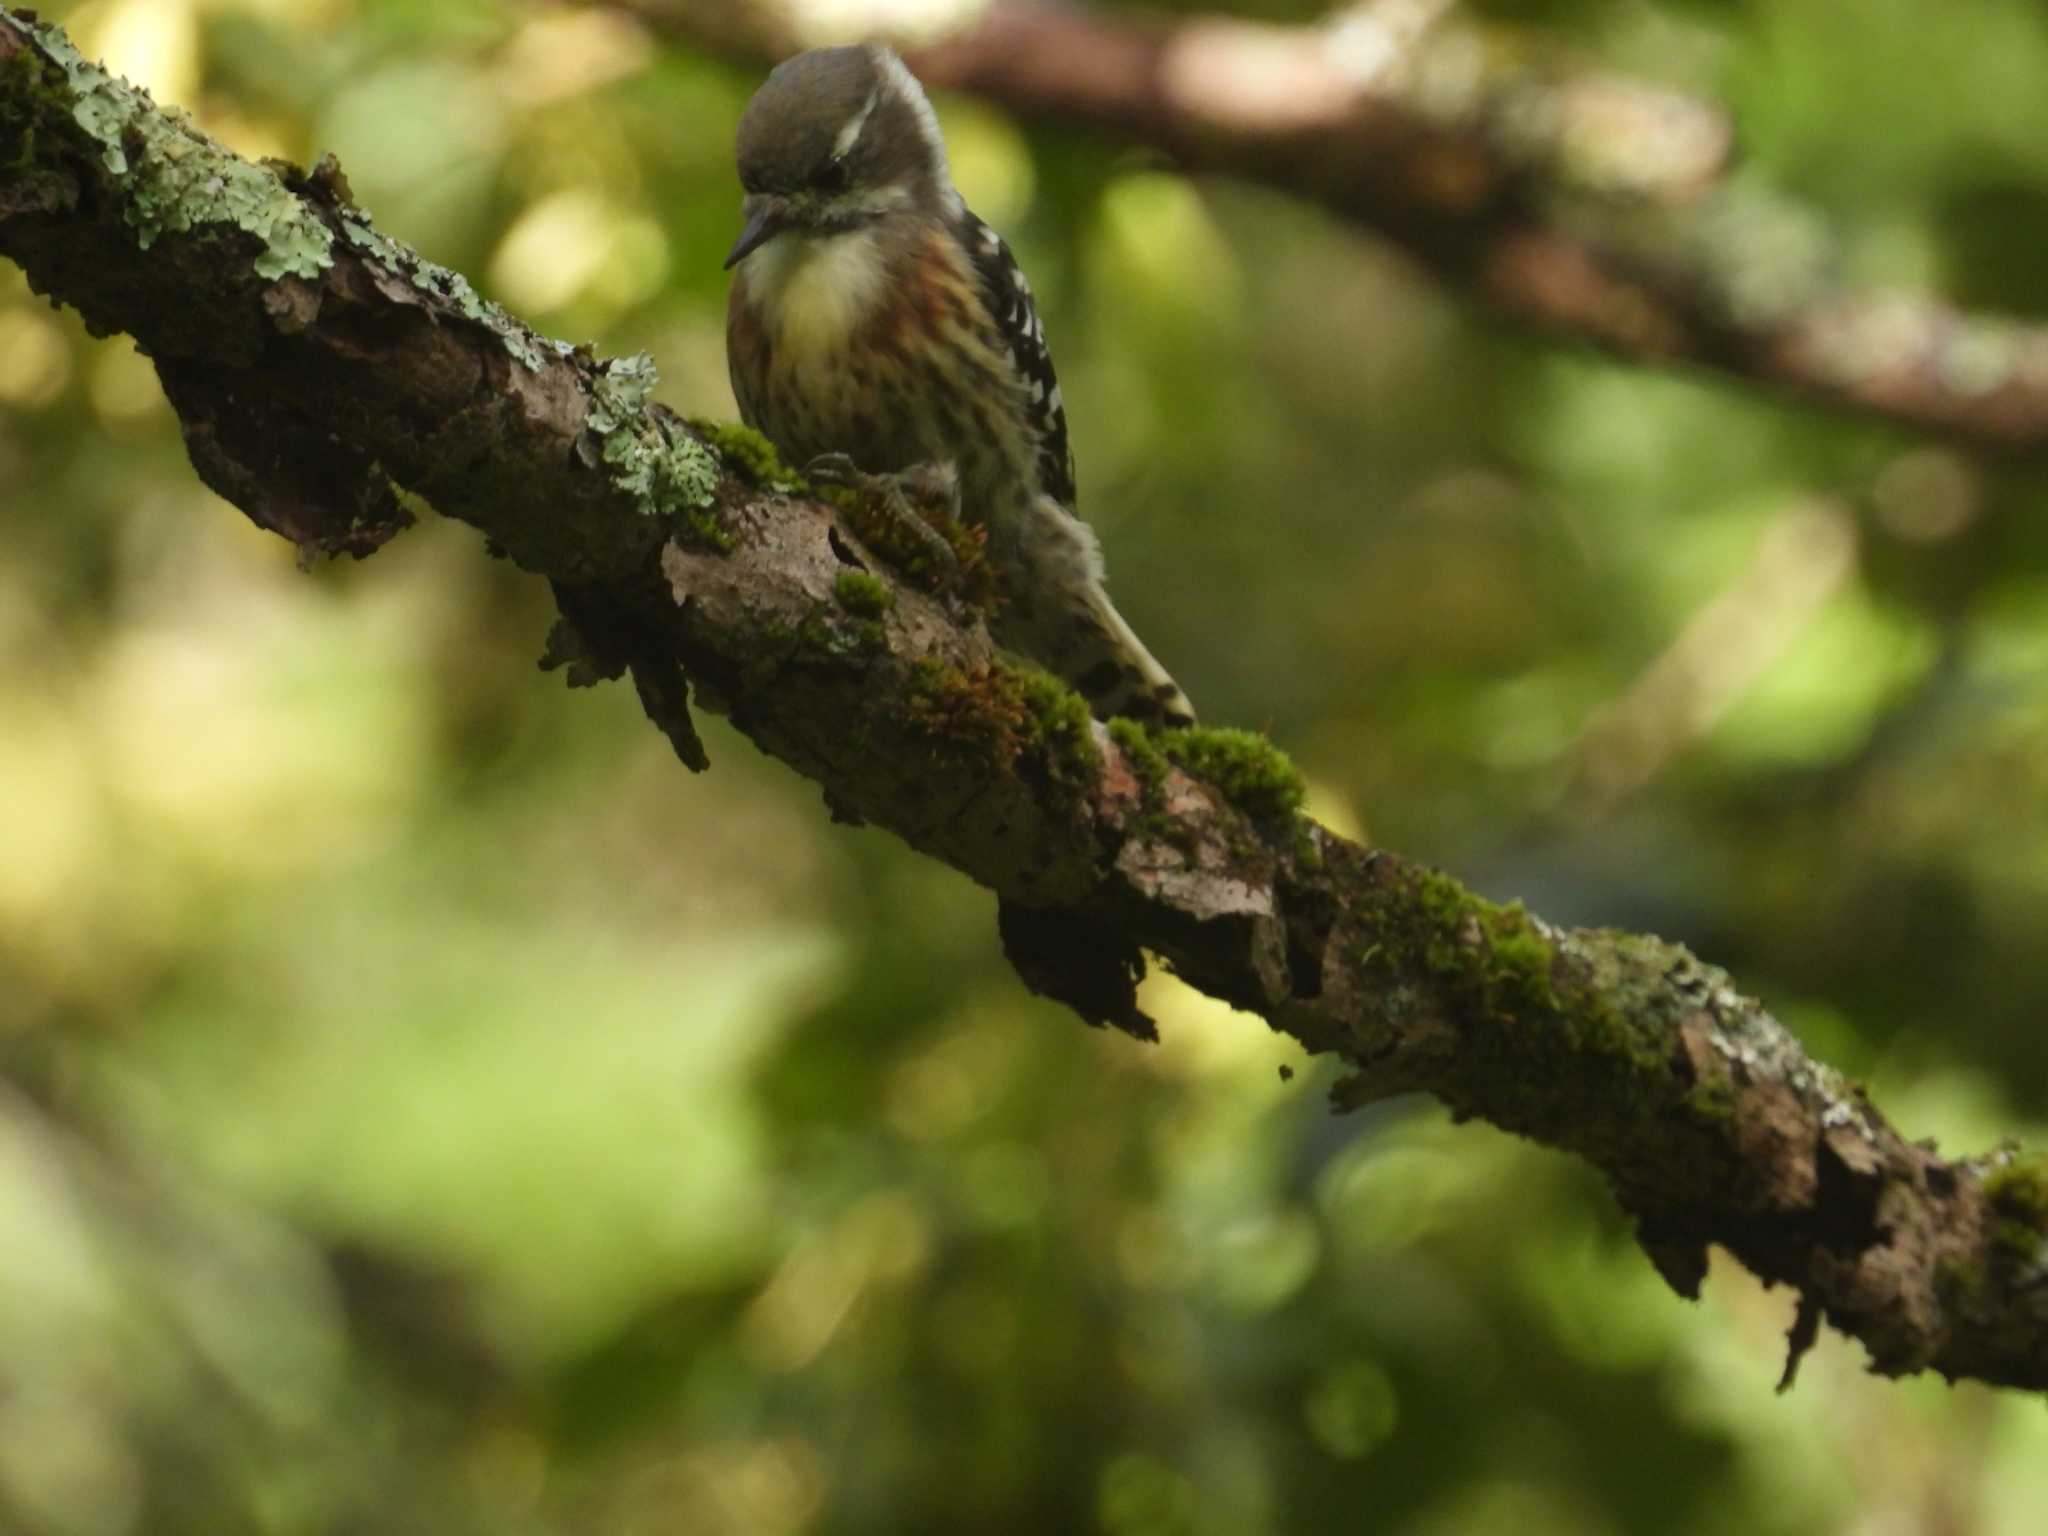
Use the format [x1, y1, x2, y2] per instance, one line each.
[804, 454, 963, 585]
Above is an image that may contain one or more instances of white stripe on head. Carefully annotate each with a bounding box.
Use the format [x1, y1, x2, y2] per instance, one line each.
[869, 46, 952, 183]
[833, 85, 880, 162]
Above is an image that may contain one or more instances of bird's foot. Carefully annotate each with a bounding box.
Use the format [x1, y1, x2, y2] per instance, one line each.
[805, 453, 964, 585]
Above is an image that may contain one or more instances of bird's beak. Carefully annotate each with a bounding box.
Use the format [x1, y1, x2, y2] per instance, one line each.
[724, 197, 789, 270]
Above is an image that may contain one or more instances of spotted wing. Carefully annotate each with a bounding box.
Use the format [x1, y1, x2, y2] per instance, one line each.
[956, 209, 1076, 510]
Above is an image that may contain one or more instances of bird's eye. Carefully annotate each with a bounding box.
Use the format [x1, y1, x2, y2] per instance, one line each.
[814, 155, 850, 193]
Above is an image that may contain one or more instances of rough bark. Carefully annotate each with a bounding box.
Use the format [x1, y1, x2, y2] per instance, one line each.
[4, 8, 2046, 1392]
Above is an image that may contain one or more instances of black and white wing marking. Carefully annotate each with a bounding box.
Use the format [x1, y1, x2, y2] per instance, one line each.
[958, 209, 1077, 509]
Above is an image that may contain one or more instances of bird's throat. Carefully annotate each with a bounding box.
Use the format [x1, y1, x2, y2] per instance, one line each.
[743, 226, 891, 355]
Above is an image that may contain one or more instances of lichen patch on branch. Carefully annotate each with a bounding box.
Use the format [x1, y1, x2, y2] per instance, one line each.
[579, 352, 729, 548]
[333, 202, 552, 371]
[11, 13, 331, 279]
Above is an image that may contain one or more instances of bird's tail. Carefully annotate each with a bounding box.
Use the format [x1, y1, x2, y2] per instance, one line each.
[1064, 587, 1196, 728]
[991, 491, 1196, 728]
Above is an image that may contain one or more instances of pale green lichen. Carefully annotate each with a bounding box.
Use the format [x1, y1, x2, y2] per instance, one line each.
[585, 353, 728, 547]
[26, 18, 332, 280]
[411, 256, 548, 372]
[337, 216, 551, 372]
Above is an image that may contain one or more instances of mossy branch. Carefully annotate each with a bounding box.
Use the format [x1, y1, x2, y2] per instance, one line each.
[4, 8, 2046, 1392]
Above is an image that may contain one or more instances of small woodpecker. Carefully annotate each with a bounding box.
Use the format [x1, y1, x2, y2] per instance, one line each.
[724, 44, 1195, 728]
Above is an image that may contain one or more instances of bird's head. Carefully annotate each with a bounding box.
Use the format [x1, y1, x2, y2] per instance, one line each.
[725, 45, 956, 271]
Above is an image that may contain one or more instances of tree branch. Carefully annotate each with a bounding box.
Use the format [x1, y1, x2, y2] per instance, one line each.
[5, 7, 2046, 1391]
[648, 0, 2048, 454]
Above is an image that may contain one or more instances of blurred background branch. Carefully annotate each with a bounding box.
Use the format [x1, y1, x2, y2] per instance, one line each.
[634, 0, 2048, 453]
[1554, 497, 1860, 815]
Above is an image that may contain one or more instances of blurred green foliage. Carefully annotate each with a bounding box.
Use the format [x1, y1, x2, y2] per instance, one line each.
[5, 0, 2048, 1532]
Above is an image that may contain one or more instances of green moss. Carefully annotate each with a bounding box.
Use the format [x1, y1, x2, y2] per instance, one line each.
[687, 418, 808, 492]
[1933, 1253, 1987, 1307]
[1108, 718, 1193, 845]
[1681, 1052, 1739, 1123]
[833, 568, 895, 620]
[907, 659, 1101, 797]
[1292, 820, 1326, 871]
[822, 570, 892, 652]
[794, 608, 839, 656]
[824, 478, 997, 611]
[582, 354, 729, 548]
[1, 48, 51, 173]
[1486, 914, 1560, 1010]
[1985, 1154, 2048, 1262]
[1343, 865, 1708, 1148]
[1345, 856, 1843, 1185]
[1991, 1221, 2044, 1265]
[1985, 1154, 2048, 1223]
[1108, 718, 1169, 790]
[1, 50, 82, 221]
[1011, 665, 1101, 779]
[1157, 726, 1305, 823]
[1111, 718, 1315, 853]
[24, 17, 333, 280]
[908, 660, 1017, 761]
[1565, 931, 1722, 1086]
[1402, 869, 1561, 1016]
